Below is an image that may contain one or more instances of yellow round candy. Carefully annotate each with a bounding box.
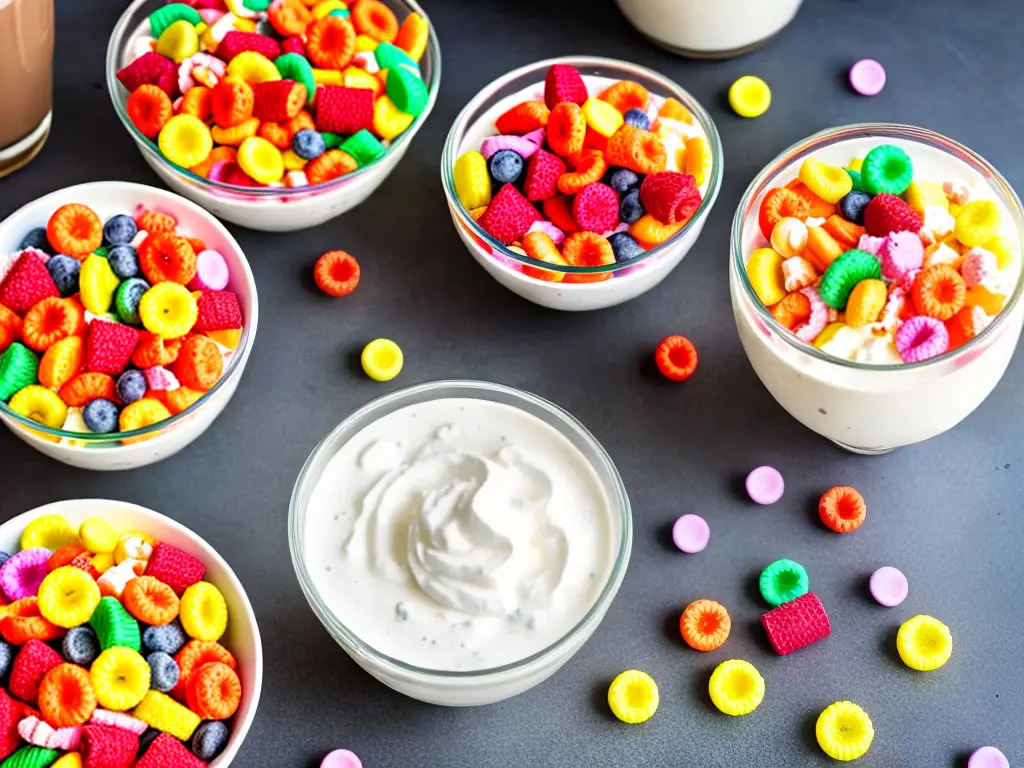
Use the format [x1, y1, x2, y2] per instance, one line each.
[729, 76, 771, 118]
[453, 151, 491, 210]
[139, 282, 198, 339]
[897, 615, 952, 671]
[21, 514, 78, 551]
[38, 566, 101, 628]
[80, 254, 121, 315]
[119, 398, 173, 438]
[361, 339, 403, 382]
[816, 701, 874, 761]
[954, 200, 1002, 248]
[179, 581, 228, 642]
[114, 532, 155, 565]
[91, 647, 151, 711]
[984, 235, 1018, 270]
[708, 659, 764, 716]
[582, 97, 624, 138]
[155, 19, 199, 63]
[158, 114, 213, 168]
[607, 669, 659, 724]
[80, 518, 118, 554]
[226, 51, 281, 83]
[373, 95, 415, 141]
[9, 385, 68, 429]
[237, 136, 284, 184]
[845, 279, 887, 327]
[747, 247, 787, 306]
[799, 156, 853, 204]
[814, 322, 847, 349]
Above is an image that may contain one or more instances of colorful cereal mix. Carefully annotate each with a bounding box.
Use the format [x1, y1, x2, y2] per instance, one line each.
[761, 592, 831, 656]
[679, 599, 730, 651]
[708, 659, 764, 716]
[607, 670, 659, 724]
[897, 615, 952, 671]
[816, 701, 874, 761]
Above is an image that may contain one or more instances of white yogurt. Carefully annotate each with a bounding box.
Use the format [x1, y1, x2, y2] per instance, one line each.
[303, 398, 615, 671]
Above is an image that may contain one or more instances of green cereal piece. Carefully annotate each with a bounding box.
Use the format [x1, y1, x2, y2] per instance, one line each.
[341, 130, 386, 167]
[374, 41, 418, 74]
[861, 144, 914, 196]
[243, 0, 270, 10]
[818, 249, 882, 310]
[1, 746, 61, 768]
[385, 67, 428, 117]
[148, 3, 202, 38]
[759, 559, 809, 606]
[90, 596, 142, 652]
[274, 53, 317, 104]
[845, 168, 864, 193]
[0, 343, 39, 402]
[321, 132, 344, 149]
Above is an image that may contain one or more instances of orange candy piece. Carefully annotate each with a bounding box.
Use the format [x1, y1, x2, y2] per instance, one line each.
[191, 146, 238, 178]
[123, 576, 180, 626]
[58, 372, 116, 408]
[47, 204, 103, 258]
[306, 16, 356, 70]
[173, 640, 237, 699]
[605, 125, 666, 174]
[758, 187, 810, 241]
[179, 85, 213, 121]
[599, 80, 649, 114]
[657, 97, 693, 124]
[258, 121, 292, 150]
[286, 110, 316, 138]
[210, 78, 254, 129]
[770, 291, 812, 330]
[546, 102, 586, 158]
[314, 250, 360, 296]
[47, 545, 88, 573]
[38, 335, 85, 390]
[136, 210, 177, 235]
[822, 214, 866, 249]
[173, 335, 223, 391]
[351, 0, 398, 42]
[946, 306, 979, 350]
[965, 284, 1007, 315]
[0, 304, 22, 352]
[0, 597, 65, 644]
[521, 231, 568, 282]
[912, 264, 966, 320]
[561, 231, 613, 284]
[805, 226, 845, 272]
[187, 662, 241, 720]
[785, 180, 837, 219]
[132, 333, 183, 368]
[494, 101, 549, 135]
[680, 599, 731, 652]
[306, 149, 358, 185]
[138, 233, 198, 285]
[21, 297, 85, 352]
[39, 664, 96, 728]
[557, 151, 607, 195]
[127, 84, 174, 139]
[267, 0, 312, 36]
[819, 485, 867, 534]
[629, 214, 684, 249]
[161, 386, 205, 415]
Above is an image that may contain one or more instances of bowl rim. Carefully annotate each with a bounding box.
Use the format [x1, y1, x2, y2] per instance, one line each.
[105, 0, 442, 195]
[0, 181, 260, 442]
[288, 379, 633, 680]
[730, 122, 1024, 372]
[0, 498, 264, 767]
[440, 55, 724, 278]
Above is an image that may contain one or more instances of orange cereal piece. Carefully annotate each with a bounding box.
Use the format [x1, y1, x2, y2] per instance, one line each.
[0, 304, 22, 352]
[965, 283, 1007, 315]
[822, 214, 866, 249]
[136, 209, 177, 235]
[605, 125, 666, 175]
[174, 640, 236, 698]
[123, 576, 180, 626]
[187, 662, 241, 720]
[161, 386, 205, 415]
[680, 599, 731, 652]
[786, 180, 837, 219]
[546, 102, 586, 158]
[47, 204, 103, 258]
[819, 485, 867, 534]
[521, 231, 569, 282]
[805, 226, 845, 272]
[173, 335, 223, 391]
[258, 121, 292, 150]
[286, 110, 315, 138]
[629, 214, 685, 249]
[306, 149, 358, 185]
[138, 233, 198, 285]
[191, 146, 237, 178]
[306, 16, 357, 71]
[565, 147, 602, 172]
[58, 372, 116, 408]
[770, 291, 812, 329]
[912, 264, 966, 320]
[351, 0, 398, 42]
[38, 335, 85, 390]
[557, 151, 607, 195]
[127, 84, 174, 139]
[21, 297, 86, 352]
[47, 545, 87, 573]
[394, 11, 429, 58]
[561, 231, 613, 284]
[0, 598, 64, 644]
[179, 85, 213, 121]
[210, 78, 254, 129]
[599, 80, 649, 114]
[39, 664, 96, 728]
[211, 117, 260, 147]
[314, 250, 360, 296]
[268, 0, 312, 36]
[132, 333, 183, 368]
[657, 97, 693, 124]
[758, 187, 810, 240]
[494, 101, 549, 135]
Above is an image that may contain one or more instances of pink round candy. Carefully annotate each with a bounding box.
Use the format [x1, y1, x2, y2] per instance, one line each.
[672, 514, 709, 553]
[868, 566, 908, 607]
[189, 249, 230, 291]
[0, 548, 51, 601]
[322, 750, 362, 768]
[849, 59, 886, 96]
[746, 466, 784, 505]
[969, 747, 1009, 768]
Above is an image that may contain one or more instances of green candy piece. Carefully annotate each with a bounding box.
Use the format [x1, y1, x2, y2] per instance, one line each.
[321, 132, 344, 149]
[328, 7, 350, 17]
[275, 53, 317, 104]
[818, 249, 882, 310]
[759, 559, 809, 607]
[341, 130, 386, 167]
[94, 245, 109, 258]
[243, 0, 270, 10]
[374, 41, 418, 74]
[115, 278, 150, 326]
[385, 67, 428, 117]
[845, 168, 864, 193]
[148, 2, 202, 38]
[90, 596, 141, 652]
[861, 144, 914, 196]
[1, 746, 60, 768]
[0, 343, 39, 402]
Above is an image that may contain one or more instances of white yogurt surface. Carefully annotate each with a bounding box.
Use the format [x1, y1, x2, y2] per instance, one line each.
[304, 398, 615, 671]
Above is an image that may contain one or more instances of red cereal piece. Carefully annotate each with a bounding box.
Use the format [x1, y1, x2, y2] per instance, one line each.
[85, 320, 140, 376]
[281, 35, 306, 57]
[314, 251, 361, 297]
[47, 545, 87, 572]
[863, 193, 923, 237]
[655, 335, 698, 381]
[0, 598, 65, 645]
[216, 29, 282, 62]
[194, 290, 243, 332]
[252, 79, 307, 122]
[523, 148, 566, 202]
[145, 543, 206, 596]
[0, 252, 60, 314]
[39, 663, 96, 728]
[9, 640, 63, 704]
[173, 640, 236, 699]
[136, 732, 206, 768]
[138, 233, 197, 285]
[80, 724, 139, 768]
[572, 182, 619, 233]
[758, 187, 810, 241]
[21, 297, 86, 352]
[542, 195, 580, 234]
[115, 51, 176, 96]
[477, 184, 541, 245]
[543, 63, 587, 109]
[639, 171, 702, 225]
[761, 592, 831, 656]
[315, 86, 374, 134]
[818, 485, 867, 533]
[68, 552, 101, 581]
[173, 335, 223, 391]
[210, 78, 254, 129]
[0, 690, 21, 759]
[48, 204, 103, 258]
[494, 101, 549, 135]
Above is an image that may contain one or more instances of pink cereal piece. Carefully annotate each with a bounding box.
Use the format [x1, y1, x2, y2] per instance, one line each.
[671, 514, 710, 554]
[322, 750, 363, 768]
[868, 566, 908, 607]
[857, 234, 886, 256]
[480, 134, 540, 161]
[968, 747, 1009, 768]
[943, 180, 970, 206]
[144, 366, 180, 392]
[90, 709, 149, 736]
[490, 247, 523, 272]
[187, 249, 231, 291]
[526, 220, 565, 245]
[782, 256, 816, 292]
[960, 246, 998, 287]
[179, 52, 226, 93]
[895, 315, 949, 363]
[795, 286, 828, 342]
[0, 549, 51, 601]
[522, 127, 547, 146]
[849, 59, 886, 96]
[879, 230, 924, 282]
[19, 716, 82, 751]
[746, 466, 784, 505]
[197, 8, 225, 24]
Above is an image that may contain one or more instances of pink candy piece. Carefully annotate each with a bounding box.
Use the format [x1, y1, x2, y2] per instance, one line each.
[197, 8, 225, 24]
[895, 315, 949, 363]
[90, 709, 149, 736]
[857, 234, 886, 256]
[322, 750, 363, 768]
[968, 747, 1009, 768]
[526, 220, 565, 245]
[522, 127, 546, 146]
[795, 286, 828, 342]
[206, 160, 232, 183]
[849, 59, 886, 96]
[19, 716, 81, 750]
[144, 366, 180, 392]
[960, 246, 997, 287]
[188, 249, 231, 291]
[868, 566, 908, 607]
[879, 231, 924, 282]
[671, 514, 709, 553]
[746, 466, 784, 505]
[480, 135, 540, 160]
[0, 548, 51, 601]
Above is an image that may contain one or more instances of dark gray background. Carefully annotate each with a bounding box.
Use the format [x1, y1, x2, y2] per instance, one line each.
[1, 0, 1022, 765]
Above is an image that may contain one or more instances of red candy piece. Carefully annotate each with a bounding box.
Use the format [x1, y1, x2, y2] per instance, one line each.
[0, 691, 21, 759]
[194, 290, 243, 332]
[116, 51, 177, 96]
[572, 182, 619, 233]
[761, 592, 831, 656]
[80, 724, 140, 768]
[0, 252, 59, 315]
[863, 193, 923, 237]
[523, 148, 566, 202]
[477, 184, 541, 245]
[136, 732, 207, 768]
[252, 79, 306, 123]
[542, 195, 579, 234]
[639, 171, 702, 225]
[543, 64, 587, 109]
[216, 30, 282, 62]
[145, 543, 206, 596]
[9, 640, 63, 705]
[315, 85, 374, 134]
[85, 320, 140, 377]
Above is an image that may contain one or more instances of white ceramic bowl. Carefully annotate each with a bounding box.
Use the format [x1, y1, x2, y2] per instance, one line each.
[441, 57, 722, 312]
[105, 0, 441, 232]
[289, 380, 632, 706]
[0, 181, 258, 470]
[0, 498, 263, 766]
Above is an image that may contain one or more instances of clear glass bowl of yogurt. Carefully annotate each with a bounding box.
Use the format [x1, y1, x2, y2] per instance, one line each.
[289, 380, 632, 706]
[441, 57, 722, 311]
[731, 124, 1024, 453]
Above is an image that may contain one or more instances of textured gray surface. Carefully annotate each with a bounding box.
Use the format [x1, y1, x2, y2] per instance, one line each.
[1, 0, 1023, 765]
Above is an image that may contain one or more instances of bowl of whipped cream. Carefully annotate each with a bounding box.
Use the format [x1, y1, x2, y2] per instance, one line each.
[288, 380, 632, 706]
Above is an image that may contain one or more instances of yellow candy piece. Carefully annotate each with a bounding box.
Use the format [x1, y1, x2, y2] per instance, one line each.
[282, 148, 308, 171]
[361, 338, 403, 382]
[904, 180, 948, 213]
[747, 247, 787, 306]
[373, 95, 414, 141]
[846, 157, 864, 172]
[51, 754, 83, 768]
[92, 648, 151, 711]
[897, 615, 953, 671]
[158, 114, 213, 168]
[120, 399, 173, 438]
[80, 254, 120, 315]
[21, 514, 78, 551]
[453, 150, 491, 210]
[708, 659, 764, 716]
[954, 200, 1002, 247]
[845, 278, 887, 327]
[139, 282, 199, 339]
[685, 136, 711, 187]
[312, 68, 343, 86]
[133, 691, 201, 742]
[113, 532, 155, 565]
[814, 322, 847, 349]
[180, 582, 229, 641]
[38, 566, 101, 628]
[90, 552, 115, 574]
[211, 116, 260, 147]
[355, 34, 378, 53]
[344, 66, 383, 97]
[79, 518, 118, 554]
[799, 156, 853, 204]
[155, 19, 199, 64]
[312, 0, 347, 20]
[728, 75, 771, 118]
[237, 136, 284, 184]
[226, 51, 281, 83]
[816, 701, 874, 761]
[607, 669, 659, 724]
[581, 98, 624, 138]
[984, 234, 1018, 270]
[9, 385, 68, 429]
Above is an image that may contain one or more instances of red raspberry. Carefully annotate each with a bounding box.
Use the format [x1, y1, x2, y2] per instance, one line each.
[544, 64, 588, 109]
[863, 193, 923, 237]
[195, 290, 243, 332]
[216, 30, 282, 62]
[136, 732, 206, 768]
[80, 724, 139, 768]
[145, 542, 206, 595]
[761, 592, 832, 656]
[315, 86, 374, 135]
[0, 252, 59, 315]
[8, 640, 63, 705]
[0, 691, 21, 759]
[477, 184, 541, 245]
[639, 171, 702, 224]
[116, 51, 177, 96]
[85, 320, 140, 377]
[572, 182, 620, 233]
[252, 79, 307, 122]
[523, 148, 566, 202]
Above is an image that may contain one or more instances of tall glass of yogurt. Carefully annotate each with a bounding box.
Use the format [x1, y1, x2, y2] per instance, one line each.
[731, 124, 1024, 453]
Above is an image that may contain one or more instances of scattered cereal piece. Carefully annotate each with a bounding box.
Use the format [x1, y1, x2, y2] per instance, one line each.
[759, 559, 809, 606]
[708, 660, 764, 716]
[818, 486, 866, 533]
[728, 76, 771, 118]
[968, 747, 1009, 768]
[679, 599, 730, 651]
[654, 335, 697, 381]
[361, 338, 403, 382]
[816, 701, 874, 761]
[607, 670, 658, 723]
[761, 592, 831, 656]
[314, 251, 361, 296]
[745, 466, 784, 505]
[321, 749, 363, 768]
[869, 566, 908, 607]
[897, 615, 952, 671]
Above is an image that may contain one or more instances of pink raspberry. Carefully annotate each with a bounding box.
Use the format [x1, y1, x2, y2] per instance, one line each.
[216, 30, 282, 62]
[195, 290, 243, 332]
[638, 172, 702, 224]
[315, 86, 374, 135]
[523, 148, 566, 202]
[116, 51, 177, 96]
[136, 732, 207, 768]
[863, 193, 923, 237]
[80, 724, 139, 768]
[573, 183, 620, 233]
[544, 64, 587, 109]
[144, 542, 206, 595]
[85, 320, 140, 377]
[477, 184, 541, 245]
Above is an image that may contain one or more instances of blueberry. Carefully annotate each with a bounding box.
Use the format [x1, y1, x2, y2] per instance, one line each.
[143, 620, 187, 655]
[608, 232, 644, 262]
[191, 721, 230, 760]
[147, 651, 180, 692]
[103, 214, 138, 246]
[115, 277, 150, 325]
[607, 167, 641, 195]
[63, 626, 100, 666]
[488, 150, 523, 185]
[17, 227, 51, 254]
[839, 190, 873, 225]
[83, 398, 120, 434]
[623, 108, 650, 130]
[46, 255, 80, 297]
[116, 370, 147, 405]
[0, 640, 11, 679]
[619, 189, 645, 224]
[108, 245, 140, 279]
[292, 129, 326, 161]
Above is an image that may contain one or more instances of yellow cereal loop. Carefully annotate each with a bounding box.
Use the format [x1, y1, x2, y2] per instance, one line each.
[91, 552, 115, 574]
[904, 180, 948, 213]
[238, 136, 285, 184]
[282, 149, 308, 171]
[708, 659, 764, 716]
[211, 117, 260, 147]
[139, 282, 198, 339]
[607, 670, 659, 724]
[954, 200, 1002, 247]
[155, 19, 199, 63]
[581, 98, 624, 138]
[226, 51, 281, 83]
[373, 95, 415, 140]
[747, 247, 787, 306]
[312, 68, 343, 86]
[985, 234, 1018, 270]
[120, 399, 173, 435]
[845, 279, 887, 327]
[312, 0, 347, 20]
[21, 514, 78, 551]
[799, 157, 853, 204]
[816, 701, 874, 761]
[134, 691, 201, 741]
[728, 75, 771, 118]
[897, 615, 953, 671]
[355, 34, 378, 53]
[361, 339, 403, 382]
[38, 566, 101, 628]
[9, 385, 68, 430]
[80, 518, 118, 554]
[453, 150, 492, 210]
[158, 114, 213, 168]
[814, 322, 846, 349]
[91, 647, 151, 710]
[685, 136, 711, 187]
[180, 582, 229, 642]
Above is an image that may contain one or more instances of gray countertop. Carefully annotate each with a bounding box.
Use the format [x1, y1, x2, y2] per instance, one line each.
[2, 0, 1022, 765]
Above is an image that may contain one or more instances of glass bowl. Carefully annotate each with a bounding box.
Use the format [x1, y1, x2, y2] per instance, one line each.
[441, 56, 723, 311]
[288, 380, 632, 706]
[106, 0, 440, 232]
[730, 124, 1024, 453]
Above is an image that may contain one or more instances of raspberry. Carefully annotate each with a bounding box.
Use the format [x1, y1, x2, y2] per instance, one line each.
[761, 592, 832, 656]
[216, 30, 282, 62]
[0, 252, 59, 315]
[85, 320, 140, 377]
[572, 182, 620, 233]
[252, 79, 307, 123]
[80, 724, 139, 768]
[477, 184, 541, 245]
[9, 640, 63, 705]
[543, 64, 588, 109]
[523, 148, 565, 202]
[315, 86, 374, 135]
[136, 732, 206, 768]
[863, 193, 923, 237]
[115, 51, 177, 96]
[0, 690, 22, 759]
[194, 290, 243, 333]
[144, 543, 206, 596]
[639, 171, 702, 225]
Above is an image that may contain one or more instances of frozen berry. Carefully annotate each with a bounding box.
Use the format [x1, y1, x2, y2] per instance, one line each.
[142, 620, 187, 655]
[46, 255, 81, 297]
[608, 232, 644, 262]
[116, 369, 147, 405]
[292, 129, 326, 161]
[103, 214, 138, 246]
[543, 63, 587, 109]
[83, 398, 120, 433]
[620, 189, 645, 224]
[63, 626, 100, 666]
[147, 651, 179, 693]
[607, 168, 641, 195]
[489, 150, 524, 185]
[191, 720, 229, 761]
[839, 190, 872, 225]
[623, 108, 650, 130]
[18, 227, 52, 255]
